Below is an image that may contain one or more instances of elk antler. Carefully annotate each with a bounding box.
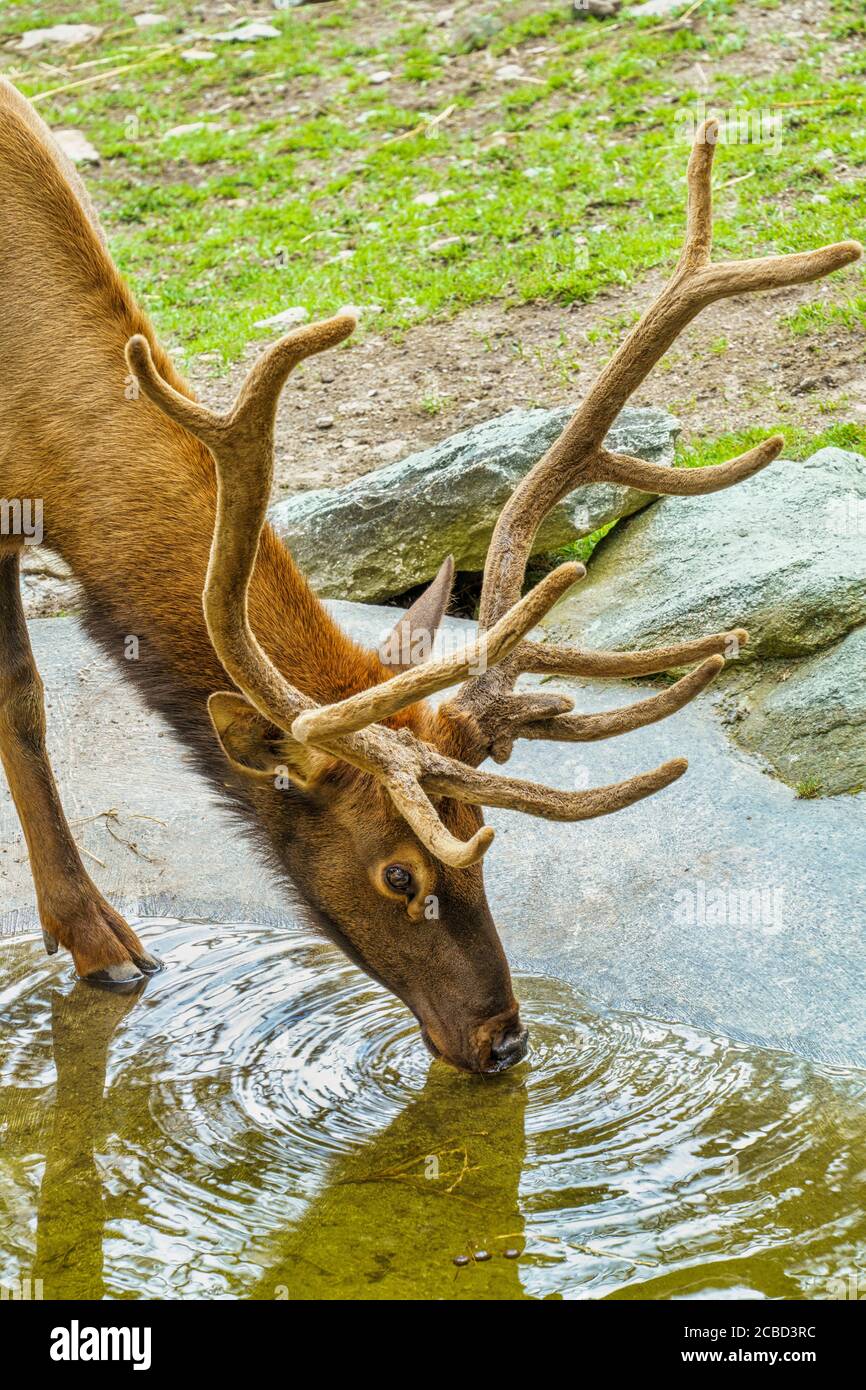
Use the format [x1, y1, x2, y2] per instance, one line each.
[127, 317, 623, 867]
[446, 116, 862, 764]
[126, 118, 861, 869]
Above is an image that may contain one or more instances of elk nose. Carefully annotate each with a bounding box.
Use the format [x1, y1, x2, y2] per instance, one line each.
[488, 1023, 529, 1072]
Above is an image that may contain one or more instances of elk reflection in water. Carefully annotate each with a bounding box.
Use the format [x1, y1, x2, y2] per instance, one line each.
[1, 920, 865, 1301]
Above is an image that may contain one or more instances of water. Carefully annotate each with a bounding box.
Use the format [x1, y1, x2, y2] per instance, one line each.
[1, 919, 864, 1301]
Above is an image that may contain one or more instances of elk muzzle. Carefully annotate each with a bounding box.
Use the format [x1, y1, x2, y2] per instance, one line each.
[421, 1003, 528, 1075]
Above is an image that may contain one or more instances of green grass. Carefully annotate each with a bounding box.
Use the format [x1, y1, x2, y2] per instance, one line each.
[677, 420, 866, 468]
[796, 776, 823, 799]
[1, 0, 863, 371]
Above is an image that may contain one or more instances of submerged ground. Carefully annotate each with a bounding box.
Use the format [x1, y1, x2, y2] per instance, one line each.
[2, 920, 866, 1300]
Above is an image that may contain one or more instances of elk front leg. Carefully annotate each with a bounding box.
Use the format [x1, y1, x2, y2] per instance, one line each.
[0, 547, 160, 986]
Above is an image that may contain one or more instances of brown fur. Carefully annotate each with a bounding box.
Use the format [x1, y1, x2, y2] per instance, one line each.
[0, 86, 521, 1071]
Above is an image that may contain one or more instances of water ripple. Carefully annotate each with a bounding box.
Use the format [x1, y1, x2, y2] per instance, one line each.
[0, 918, 863, 1300]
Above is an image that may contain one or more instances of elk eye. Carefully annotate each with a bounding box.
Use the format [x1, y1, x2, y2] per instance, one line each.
[384, 864, 414, 896]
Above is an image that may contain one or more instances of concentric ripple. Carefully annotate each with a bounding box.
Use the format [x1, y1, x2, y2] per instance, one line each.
[0, 918, 864, 1301]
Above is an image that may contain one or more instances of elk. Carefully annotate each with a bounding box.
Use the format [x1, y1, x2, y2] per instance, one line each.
[0, 79, 860, 1072]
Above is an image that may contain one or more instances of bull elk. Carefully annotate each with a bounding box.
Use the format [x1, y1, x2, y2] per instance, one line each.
[0, 78, 860, 1072]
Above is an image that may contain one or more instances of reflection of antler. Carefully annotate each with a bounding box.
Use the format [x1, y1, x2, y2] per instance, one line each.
[33, 983, 141, 1299]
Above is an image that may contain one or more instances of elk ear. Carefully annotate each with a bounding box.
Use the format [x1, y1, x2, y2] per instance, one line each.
[208, 692, 328, 788]
[380, 554, 455, 673]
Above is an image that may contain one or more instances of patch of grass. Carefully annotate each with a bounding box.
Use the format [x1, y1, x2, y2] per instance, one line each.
[785, 289, 866, 337]
[1, 0, 863, 371]
[796, 776, 823, 799]
[557, 518, 620, 567]
[676, 420, 866, 467]
[419, 393, 449, 417]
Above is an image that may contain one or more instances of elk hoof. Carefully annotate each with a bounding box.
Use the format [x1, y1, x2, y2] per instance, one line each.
[133, 951, 164, 976]
[80, 959, 145, 992]
[42, 929, 59, 956]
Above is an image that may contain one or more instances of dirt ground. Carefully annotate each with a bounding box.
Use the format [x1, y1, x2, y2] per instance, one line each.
[191, 271, 866, 498]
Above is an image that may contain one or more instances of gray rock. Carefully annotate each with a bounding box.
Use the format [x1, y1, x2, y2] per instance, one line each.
[544, 448, 866, 660]
[54, 130, 101, 166]
[213, 22, 280, 42]
[542, 446, 866, 795]
[628, 0, 690, 16]
[729, 628, 866, 796]
[2, 612, 864, 1066]
[573, 0, 622, 17]
[16, 23, 102, 51]
[20, 549, 80, 620]
[254, 305, 308, 330]
[269, 405, 679, 601]
[456, 14, 501, 51]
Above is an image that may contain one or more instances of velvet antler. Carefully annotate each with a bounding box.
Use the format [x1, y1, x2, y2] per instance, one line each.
[446, 117, 861, 764]
[127, 118, 862, 867]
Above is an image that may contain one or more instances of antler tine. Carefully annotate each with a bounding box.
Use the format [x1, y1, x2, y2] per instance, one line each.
[589, 436, 783, 495]
[127, 312, 356, 444]
[511, 655, 723, 747]
[516, 628, 747, 678]
[677, 118, 714, 273]
[386, 774, 495, 868]
[291, 561, 584, 745]
[465, 655, 725, 766]
[230, 310, 358, 428]
[126, 334, 225, 450]
[421, 747, 689, 821]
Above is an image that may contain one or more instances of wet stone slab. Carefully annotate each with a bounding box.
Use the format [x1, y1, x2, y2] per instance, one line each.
[0, 611, 864, 1066]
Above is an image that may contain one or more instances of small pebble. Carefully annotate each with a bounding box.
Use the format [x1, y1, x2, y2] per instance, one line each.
[453, 1254, 470, 1267]
[54, 130, 101, 166]
[212, 22, 280, 43]
[495, 64, 526, 83]
[254, 305, 309, 330]
[474, 1249, 492, 1263]
[315, 415, 335, 430]
[503, 1248, 520, 1260]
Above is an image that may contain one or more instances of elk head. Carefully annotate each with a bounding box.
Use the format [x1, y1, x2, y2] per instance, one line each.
[125, 120, 861, 1073]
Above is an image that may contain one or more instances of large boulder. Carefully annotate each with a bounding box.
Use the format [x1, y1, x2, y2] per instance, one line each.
[544, 447, 866, 658]
[541, 446, 866, 793]
[268, 405, 679, 600]
[725, 627, 866, 797]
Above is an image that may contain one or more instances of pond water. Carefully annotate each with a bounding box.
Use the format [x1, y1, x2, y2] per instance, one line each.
[0, 919, 864, 1301]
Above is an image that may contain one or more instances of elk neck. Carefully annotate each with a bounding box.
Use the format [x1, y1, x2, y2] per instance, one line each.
[0, 96, 432, 781]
